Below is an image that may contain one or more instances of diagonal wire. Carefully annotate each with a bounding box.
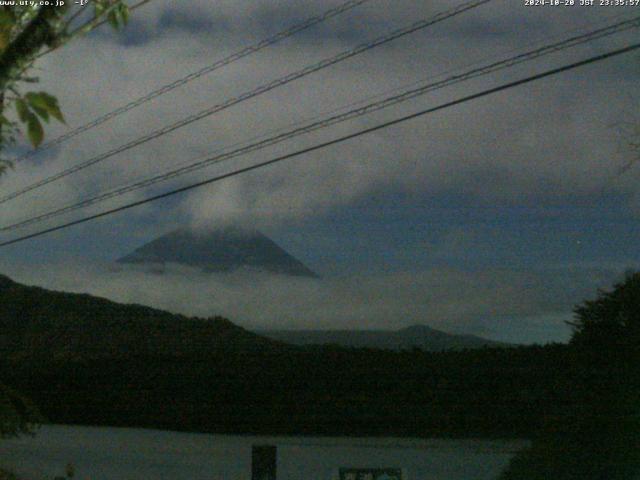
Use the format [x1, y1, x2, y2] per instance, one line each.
[0, 0, 493, 205]
[2, 14, 637, 233]
[24, 0, 372, 157]
[1, 42, 638, 248]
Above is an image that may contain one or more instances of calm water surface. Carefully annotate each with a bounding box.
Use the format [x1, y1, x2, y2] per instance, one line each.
[0, 425, 529, 479]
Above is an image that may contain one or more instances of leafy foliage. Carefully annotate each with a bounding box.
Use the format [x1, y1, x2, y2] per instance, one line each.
[0, 0, 133, 439]
[500, 272, 640, 479]
[499, 417, 640, 480]
[0, 468, 20, 480]
[569, 270, 640, 350]
[0, 1, 131, 167]
[0, 382, 42, 439]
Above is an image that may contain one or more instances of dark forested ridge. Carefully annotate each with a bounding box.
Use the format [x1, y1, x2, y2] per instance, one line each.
[0, 274, 281, 361]
[258, 325, 508, 351]
[0, 273, 636, 444]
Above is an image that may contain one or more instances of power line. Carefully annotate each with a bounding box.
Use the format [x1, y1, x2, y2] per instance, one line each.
[3, 15, 637, 233]
[24, 0, 373, 155]
[0, 0, 493, 205]
[1, 42, 637, 248]
[4, 0, 490, 200]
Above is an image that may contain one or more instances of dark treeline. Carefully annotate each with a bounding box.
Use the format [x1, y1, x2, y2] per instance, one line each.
[0, 343, 604, 438]
[0, 272, 639, 478]
[0, 273, 565, 437]
[500, 273, 640, 479]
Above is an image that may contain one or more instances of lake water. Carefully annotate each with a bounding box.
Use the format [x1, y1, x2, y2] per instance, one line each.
[0, 425, 529, 480]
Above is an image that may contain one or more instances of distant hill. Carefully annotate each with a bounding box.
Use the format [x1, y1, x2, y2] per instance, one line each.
[0, 273, 584, 439]
[258, 325, 507, 351]
[0, 274, 279, 362]
[117, 225, 318, 278]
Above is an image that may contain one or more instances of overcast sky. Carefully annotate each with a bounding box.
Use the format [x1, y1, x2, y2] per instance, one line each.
[0, 0, 639, 343]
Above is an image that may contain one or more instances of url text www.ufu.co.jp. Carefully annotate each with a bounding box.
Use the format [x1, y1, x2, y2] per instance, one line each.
[0, 0, 67, 6]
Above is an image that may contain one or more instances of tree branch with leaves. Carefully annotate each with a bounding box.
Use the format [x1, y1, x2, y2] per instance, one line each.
[0, 0, 136, 439]
[0, 0, 132, 175]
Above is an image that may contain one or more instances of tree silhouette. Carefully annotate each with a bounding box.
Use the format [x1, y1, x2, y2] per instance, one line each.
[0, 2, 133, 439]
[0, 1, 131, 172]
[569, 270, 640, 351]
[500, 272, 640, 479]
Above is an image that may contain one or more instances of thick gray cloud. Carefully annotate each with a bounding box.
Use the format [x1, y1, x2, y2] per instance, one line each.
[0, 0, 637, 343]
[2, 0, 637, 229]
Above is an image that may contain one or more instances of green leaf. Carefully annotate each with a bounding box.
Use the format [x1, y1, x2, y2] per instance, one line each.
[94, 1, 107, 17]
[45, 99, 65, 124]
[106, 3, 129, 30]
[24, 92, 48, 111]
[119, 4, 130, 25]
[30, 104, 50, 123]
[107, 10, 119, 29]
[15, 98, 30, 123]
[0, 28, 9, 53]
[25, 92, 65, 124]
[26, 116, 44, 147]
[0, 9, 15, 28]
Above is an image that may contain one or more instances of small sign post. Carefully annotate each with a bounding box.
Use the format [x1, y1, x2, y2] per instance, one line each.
[252, 445, 277, 480]
[339, 468, 403, 480]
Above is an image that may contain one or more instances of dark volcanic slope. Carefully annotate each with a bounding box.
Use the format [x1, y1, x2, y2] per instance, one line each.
[117, 226, 318, 277]
[0, 274, 279, 362]
[259, 325, 507, 351]
[0, 274, 587, 439]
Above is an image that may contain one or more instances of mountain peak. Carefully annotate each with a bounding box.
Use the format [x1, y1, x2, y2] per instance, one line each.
[259, 325, 507, 351]
[118, 226, 318, 278]
[0, 274, 15, 289]
[399, 324, 440, 334]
